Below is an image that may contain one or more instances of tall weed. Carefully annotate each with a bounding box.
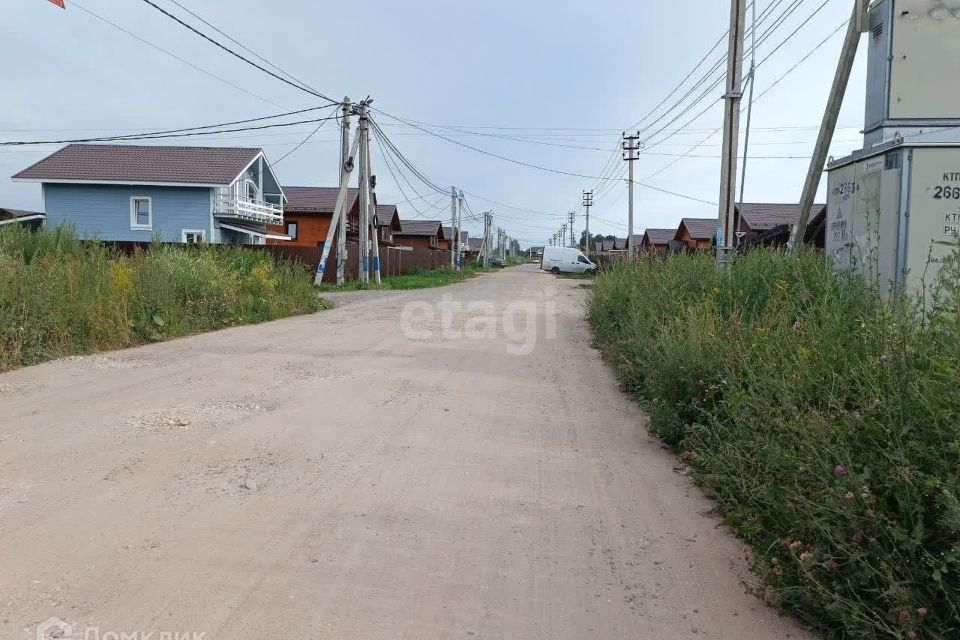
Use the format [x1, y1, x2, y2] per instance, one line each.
[589, 249, 960, 639]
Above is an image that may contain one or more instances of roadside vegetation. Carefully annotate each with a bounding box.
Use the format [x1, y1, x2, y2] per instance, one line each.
[0, 225, 324, 371]
[588, 248, 960, 639]
[315, 263, 492, 291]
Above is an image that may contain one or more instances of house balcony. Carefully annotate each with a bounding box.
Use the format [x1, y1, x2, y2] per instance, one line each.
[214, 194, 284, 225]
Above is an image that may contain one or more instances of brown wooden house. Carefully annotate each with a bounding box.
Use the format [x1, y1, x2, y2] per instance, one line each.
[374, 204, 402, 245]
[638, 228, 674, 253]
[267, 186, 361, 247]
[394, 220, 444, 250]
[675, 218, 715, 251]
[734, 202, 827, 248]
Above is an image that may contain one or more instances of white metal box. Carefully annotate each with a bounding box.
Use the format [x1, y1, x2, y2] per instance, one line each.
[826, 144, 960, 297]
[864, 0, 960, 146]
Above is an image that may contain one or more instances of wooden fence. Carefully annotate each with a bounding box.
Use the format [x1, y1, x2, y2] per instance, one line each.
[97, 240, 449, 282]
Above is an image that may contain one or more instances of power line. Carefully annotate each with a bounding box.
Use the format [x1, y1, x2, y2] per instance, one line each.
[69, 0, 287, 110]
[0, 111, 341, 146]
[138, 0, 338, 105]
[271, 105, 341, 165]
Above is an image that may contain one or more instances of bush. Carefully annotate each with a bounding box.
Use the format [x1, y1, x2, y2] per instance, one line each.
[588, 248, 960, 639]
[0, 225, 324, 370]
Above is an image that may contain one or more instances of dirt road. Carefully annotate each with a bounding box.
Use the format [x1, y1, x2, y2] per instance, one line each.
[0, 265, 812, 639]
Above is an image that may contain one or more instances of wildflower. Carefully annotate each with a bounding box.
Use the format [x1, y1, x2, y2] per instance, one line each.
[789, 540, 803, 549]
[786, 500, 795, 512]
[864, 509, 876, 519]
[867, 497, 877, 507]
[880, 354, 891, 364]
[845, 491, 855, 500]
[799, 552, 811, 561]
[916, 607, 927, 618]
[824, 559, 838, 570]
[906, 631, 917, 640]
[852, 533, 864, 544]
[834, 465, 847, 476]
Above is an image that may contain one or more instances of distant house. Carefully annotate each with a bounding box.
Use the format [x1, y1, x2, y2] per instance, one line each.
[439, 226, 457, 252]
[638, 229, 674, 253]
[0, 208, 45, 229]
[374, 204, 402, 245]
[267, 186, 360, 247]
[675, 218, 716, 251]
[13, 144, 289, 244]
[735, 202, 827, 248]
[394, 220, 444, 250]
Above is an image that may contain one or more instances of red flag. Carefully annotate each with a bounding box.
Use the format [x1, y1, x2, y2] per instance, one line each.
[47, 0, 66, 7]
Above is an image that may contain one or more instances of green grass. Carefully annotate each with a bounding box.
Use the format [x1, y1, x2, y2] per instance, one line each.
[0, 225, 326, 371]
[315, 263, 492, 291]
[588, 248, 960, 639]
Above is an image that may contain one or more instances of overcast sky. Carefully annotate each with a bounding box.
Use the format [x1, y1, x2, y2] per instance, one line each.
[1, 0, 868, 246]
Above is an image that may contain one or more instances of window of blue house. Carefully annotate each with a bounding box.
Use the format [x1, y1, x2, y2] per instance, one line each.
[130, 197, 152, 230]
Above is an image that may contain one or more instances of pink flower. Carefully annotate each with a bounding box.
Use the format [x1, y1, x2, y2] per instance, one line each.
[799, 552, 811, 561]
[864, 509, 876, 519]
[916, 607, 927, 618]
[907, 630, 917, 640]
[834, 465, 847, 476]
[824, 559, 838, 570]
[845, 491, 855, 500]
[789, 540, 802, 549]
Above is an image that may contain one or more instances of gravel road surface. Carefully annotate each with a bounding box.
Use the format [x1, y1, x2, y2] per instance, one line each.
[0, 264, 813, 639]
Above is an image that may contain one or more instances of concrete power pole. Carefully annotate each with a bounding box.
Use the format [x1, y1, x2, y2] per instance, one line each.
[790, 0, 869, 247]
[357, 101, 371, 284]
[449, 186, 458, 270]
[568, 211, 575, 249]
[457, 190, 464, 270]
[716, 0, 747, 265]
[622, 132, 640, 259]
[583, 190, 593, 255]
[337, 97, 351, 285]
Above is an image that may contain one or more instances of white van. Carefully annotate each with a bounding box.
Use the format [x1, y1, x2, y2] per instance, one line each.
[540, 246, 597, 274]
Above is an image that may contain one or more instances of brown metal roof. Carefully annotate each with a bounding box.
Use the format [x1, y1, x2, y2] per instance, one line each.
[0, 208, 44, 221]
[374, 204, 402, 230]
[13, 144, 263, 186]
[642, 229, 675, 245]
[283, 186, 360, 214]
[468, 237, 483, 251]
[396, 220, 443, 238]
[678, 218, 716, 240]
[737, 202, 826, 231]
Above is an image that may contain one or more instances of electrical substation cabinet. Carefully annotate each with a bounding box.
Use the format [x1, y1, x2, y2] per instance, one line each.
[826, 145, 960, 298]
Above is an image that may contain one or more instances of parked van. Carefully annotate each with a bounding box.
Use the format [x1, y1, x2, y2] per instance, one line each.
[540, 246, 597, 274]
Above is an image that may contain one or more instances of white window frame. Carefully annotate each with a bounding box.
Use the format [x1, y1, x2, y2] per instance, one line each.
[130, 196, 152, 230]
[285, 221, 298, 240]
[244, 179, 260, 201]
[181, 229, 206, 244]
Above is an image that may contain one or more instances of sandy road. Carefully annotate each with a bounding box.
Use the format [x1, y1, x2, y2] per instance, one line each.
[0, 264, 812, 639]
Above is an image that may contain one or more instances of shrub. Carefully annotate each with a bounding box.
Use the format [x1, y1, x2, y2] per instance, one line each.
[589, 248, 960, 639]
[0, 225, 323, 370]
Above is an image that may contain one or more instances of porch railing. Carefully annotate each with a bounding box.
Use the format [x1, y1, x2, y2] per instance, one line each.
[215, 194, 284, 225]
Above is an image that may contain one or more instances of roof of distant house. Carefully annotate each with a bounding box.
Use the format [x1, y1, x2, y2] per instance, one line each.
[0, 208, 45, 225]
[283, 186, 360, 214]
[397, 220, 443, 237]
[642, 228, 676, 245]
[374, 204, 401, 229]
[13, 144, 266, 186]
[678, 218, 716, 240]
[737, 202, 826, 231]
[468, 237, 483, 251]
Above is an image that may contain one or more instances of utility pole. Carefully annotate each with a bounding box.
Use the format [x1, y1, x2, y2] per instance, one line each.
[582, 190, 593, 255]
[314, 129, 361, 285]
[716, 0, 747, 265]
[449, 186, 457, 270]
[357, 100, 371, 284]
[457, 190, 464, 270]
[568, 211, 575, 249]
[791, 0, 869, 247]
[336, 97, 351, 285]
[622, 132, 640, 259]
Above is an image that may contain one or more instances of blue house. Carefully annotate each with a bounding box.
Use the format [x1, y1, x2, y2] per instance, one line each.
[13, 144, 291, 244]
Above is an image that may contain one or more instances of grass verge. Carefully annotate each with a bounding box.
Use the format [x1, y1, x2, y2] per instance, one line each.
[0, 225, 326, 371]
[588, 248, 960, 639]
[315, 263, 492, 291]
